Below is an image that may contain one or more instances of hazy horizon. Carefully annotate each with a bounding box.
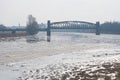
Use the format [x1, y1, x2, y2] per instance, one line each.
[0, 0, 120, 26]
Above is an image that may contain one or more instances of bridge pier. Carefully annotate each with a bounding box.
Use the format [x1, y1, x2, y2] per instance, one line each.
[96, 22, 100, 35]
[47, 20, 51, 42]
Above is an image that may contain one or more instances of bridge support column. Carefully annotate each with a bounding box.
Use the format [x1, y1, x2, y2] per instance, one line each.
[96, 22, 100, 35]
[47, 20, 51, 42]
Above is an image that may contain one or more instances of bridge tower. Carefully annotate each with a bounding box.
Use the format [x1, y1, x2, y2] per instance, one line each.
[47, 20, 51, 42]
[96, 22, 100, 35]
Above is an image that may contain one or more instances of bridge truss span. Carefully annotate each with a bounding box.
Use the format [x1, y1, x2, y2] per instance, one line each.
[47, 20, 100, 42]
[50, 21, 96, 29]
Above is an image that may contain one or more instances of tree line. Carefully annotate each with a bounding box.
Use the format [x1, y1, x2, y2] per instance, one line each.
[101, 21, 120, 34]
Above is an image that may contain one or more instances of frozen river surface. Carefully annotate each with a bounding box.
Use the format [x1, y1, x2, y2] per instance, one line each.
[0, 32, 120, 80]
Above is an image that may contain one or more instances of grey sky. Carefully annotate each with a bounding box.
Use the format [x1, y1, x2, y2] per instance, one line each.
[0, 0, 120, 26]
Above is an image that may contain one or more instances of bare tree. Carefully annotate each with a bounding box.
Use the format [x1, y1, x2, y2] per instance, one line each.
[26, 15, 39, 35]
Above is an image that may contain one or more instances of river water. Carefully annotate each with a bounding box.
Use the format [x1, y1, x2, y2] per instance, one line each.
[0, 32, 120, 63]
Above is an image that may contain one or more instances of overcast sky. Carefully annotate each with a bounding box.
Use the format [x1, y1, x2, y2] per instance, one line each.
[0, 0, 120, 26]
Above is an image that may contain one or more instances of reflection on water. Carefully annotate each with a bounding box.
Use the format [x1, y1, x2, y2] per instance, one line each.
[0, 32, 120, 45]
[26, 35, 41, 43]
[0, 32, 46, 43]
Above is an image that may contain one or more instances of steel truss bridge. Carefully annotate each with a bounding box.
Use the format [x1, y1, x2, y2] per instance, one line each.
[46, 20, 100, 41]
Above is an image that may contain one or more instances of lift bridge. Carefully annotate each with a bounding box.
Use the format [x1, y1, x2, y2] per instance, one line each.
[0, 20, 100, 42]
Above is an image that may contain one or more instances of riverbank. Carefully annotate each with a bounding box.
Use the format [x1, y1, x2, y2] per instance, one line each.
[0, 33, 27, 38]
